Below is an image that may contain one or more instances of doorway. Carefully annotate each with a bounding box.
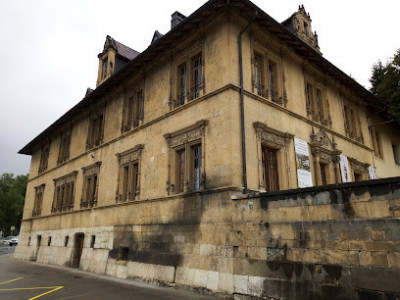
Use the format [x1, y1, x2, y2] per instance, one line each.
[72, 233, 84, 268]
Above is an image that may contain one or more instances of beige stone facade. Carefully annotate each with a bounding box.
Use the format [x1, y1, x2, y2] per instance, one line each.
[16, 0, 400, 298]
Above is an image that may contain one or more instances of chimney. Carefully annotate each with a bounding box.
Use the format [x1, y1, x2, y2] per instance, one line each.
[171, 11, 186, 29]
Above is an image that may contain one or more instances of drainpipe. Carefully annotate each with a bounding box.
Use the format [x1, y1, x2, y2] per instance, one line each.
[238, 12, 257, 194]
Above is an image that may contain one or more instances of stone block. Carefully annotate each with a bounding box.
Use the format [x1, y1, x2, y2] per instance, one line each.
[366, 200, 391, 218]
[175, 267, 195, 286]
[206, 270, 219, 291]
[194, 269, 208, 287]
[248, 275, 264, 297]
[365, 241, 394, 252]
[218, 272, 234, 293]
[370, 252, 388, 268]
[371, 230, 385, 241]
[233, 274, 249, 294]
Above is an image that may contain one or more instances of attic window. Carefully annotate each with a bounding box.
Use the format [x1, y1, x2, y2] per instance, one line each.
[303, 22, 309, 36]
[102, 57, 108, 79]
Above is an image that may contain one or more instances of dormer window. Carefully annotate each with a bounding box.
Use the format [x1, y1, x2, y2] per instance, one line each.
[102, 57, 108, 80]
[303, 22, 309, 36]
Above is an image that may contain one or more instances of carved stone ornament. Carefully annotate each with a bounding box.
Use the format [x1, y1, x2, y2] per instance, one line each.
[82, 161, 102, 176]
[164, 120, 208, 148]
[117, 144, 145, 165]
[53, 171, 78, 186]
[253, 121, 293, 148]
[309, 129, 341, 163]
[348, 157, 369, 174]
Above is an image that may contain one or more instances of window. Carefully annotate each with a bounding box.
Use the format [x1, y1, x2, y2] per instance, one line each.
[48, 236, 52, 247]
[303, 21, 309, 36]
[268, 61, 278, 102]
[164, 120, 208, 194]
[348, 158, 369, 181]
[90, 235, 96, 248]
[81, 162, 101, 208]
[254, 53, 263, 96]
[392, 143, 400, 165]
[370, 129, 383, 158]
[192, 54, 203, 99]
[262, 146, 279, 191]
[118, 247, 129, 261]
[64, 236, 69, 247]
[122, 89, 144, 132]
[102, 57, 108, 80]
[52, 171, 77, 214]
[177, 63, 187, 105]
[38, 141, 50, 174]
[343, 103, 363, 142]
[305, 82, 330, 125]
[254, 122, 294, 191]
[32, 184, 45, 218]
[58, 130, 71, 165]
[87, 109, 105, 149]
[251, 49, 286, 106]
[116, 145, 144, 202]
[172, 51, 204, 108]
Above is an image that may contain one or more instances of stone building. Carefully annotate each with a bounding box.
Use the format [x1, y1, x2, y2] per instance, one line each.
[15, 0, 400, 298]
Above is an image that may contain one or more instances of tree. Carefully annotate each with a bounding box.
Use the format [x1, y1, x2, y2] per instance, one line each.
[370, 49, 400, 120]
[0, 173, 28, 237]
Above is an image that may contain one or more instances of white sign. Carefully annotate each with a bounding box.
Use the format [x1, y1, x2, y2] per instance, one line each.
[368, 166, 376, 179]
[294, 138, 313, 188]
[339, 154, 351, 182]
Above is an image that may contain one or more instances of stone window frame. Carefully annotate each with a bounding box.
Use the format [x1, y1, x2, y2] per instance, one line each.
[86, 106, 106, 150]
[38, 141, 51, 174]
[170, 47, 206, 109]
[392, 143, 400, 166]
[348, 157, 370, 181]
[343, 101, 364, 143]
[81, 161, 102, 208]
[52, 171, 78, 214]
[370, 128, 383, 159]
[164, 120, 208, 194]
[254, 122, 293, 191]
[121, 83, 145, 133]
[32, 184, 45, 218]
[309, 129, 342, 185]
[57, 128, 71, 165]
[304, 78, 331, 127]
[115, 144, 144, 203]
[250, 44, 287, 107]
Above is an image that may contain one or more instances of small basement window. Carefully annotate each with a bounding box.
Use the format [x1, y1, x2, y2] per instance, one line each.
[64, 236, 69, 247]
[90, 235, 96, 248]
[118, 247, 129, 261]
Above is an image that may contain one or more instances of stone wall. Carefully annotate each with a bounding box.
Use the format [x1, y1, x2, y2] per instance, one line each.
[15, 177, 400, 299]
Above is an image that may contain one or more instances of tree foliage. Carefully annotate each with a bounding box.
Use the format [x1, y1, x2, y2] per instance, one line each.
[370, 49, 400, 120]
[0, 173, 28, 237]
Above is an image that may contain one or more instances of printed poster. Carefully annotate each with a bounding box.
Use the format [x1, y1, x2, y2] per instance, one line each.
[368, 166, 376, 180]
[294, 138, 313, 188]
[339, 154, 351, 182]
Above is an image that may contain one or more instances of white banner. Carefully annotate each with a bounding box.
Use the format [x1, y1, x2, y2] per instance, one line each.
[339, 154, 351, 182]
[294, 138, 313, 187]
[368, 166, 376, 179]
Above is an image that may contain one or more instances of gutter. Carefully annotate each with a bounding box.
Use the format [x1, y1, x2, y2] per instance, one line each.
[238, 11, 257, 194]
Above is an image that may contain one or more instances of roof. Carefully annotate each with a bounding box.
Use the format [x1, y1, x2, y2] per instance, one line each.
[114, 39, 140, 61]
[18, 0, 398, 155]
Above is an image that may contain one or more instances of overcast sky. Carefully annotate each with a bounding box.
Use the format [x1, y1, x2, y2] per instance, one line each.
[1, 0, 399, 176]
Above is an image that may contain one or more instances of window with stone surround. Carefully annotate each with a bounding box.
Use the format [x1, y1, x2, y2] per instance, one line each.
[370, 129, 383, 159]
[38, 141, 50, 174]
[115, 145, 144, 202]
[348, 157, 369, 181]
[305, 80, 331, 126]
[392, 143, 400, 166]
[164, 120, 208, 194]
[122, 88, 144, 132]
[254, 122, 293, 191]
[52, 171, 77, 214]
[32, 184, 45, 218]
[251, 47, 287, 106]
[171, 49, 205, 109]
[58, 129, 71, 165]
[87, 108, 105, 149]
[309, 129, 342, 185]
[81, 162, 101, 208]
[343, 102, 363, 143]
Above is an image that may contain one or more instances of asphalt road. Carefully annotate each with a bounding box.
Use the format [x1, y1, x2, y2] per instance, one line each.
[0, 245, 16, 256]
[0, 254, 224, 300]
